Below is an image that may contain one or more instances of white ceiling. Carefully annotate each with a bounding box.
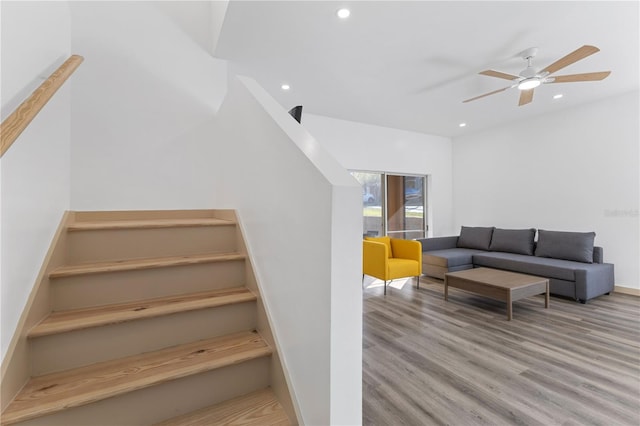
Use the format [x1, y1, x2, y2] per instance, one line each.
[215, 1, 639, 138]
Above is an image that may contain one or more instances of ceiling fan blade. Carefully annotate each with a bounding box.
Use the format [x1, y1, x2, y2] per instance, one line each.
[479, 70, 519, 80]
[463, 86, 511, 103]
[548, 71, 611, 83]
[518, 89, 534, 106]
[541, 45, 600, 75]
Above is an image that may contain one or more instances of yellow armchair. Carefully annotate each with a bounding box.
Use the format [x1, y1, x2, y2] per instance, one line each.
[363, 237, 422, 295]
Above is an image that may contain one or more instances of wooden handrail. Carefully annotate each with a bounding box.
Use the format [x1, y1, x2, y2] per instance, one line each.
[0, 55, 84, 158]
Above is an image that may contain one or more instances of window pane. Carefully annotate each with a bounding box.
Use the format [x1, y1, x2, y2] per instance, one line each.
[351, 172, 383, 237]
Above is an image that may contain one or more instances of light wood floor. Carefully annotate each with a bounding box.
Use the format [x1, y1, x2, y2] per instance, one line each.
[363, 276, 640, 426]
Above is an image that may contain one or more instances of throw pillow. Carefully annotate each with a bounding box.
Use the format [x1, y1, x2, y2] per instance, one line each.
[365, 236, 393, 258]
[489, 228, 536, 255]
[457, 226, 495, 250]
[535, 230, 596, 263]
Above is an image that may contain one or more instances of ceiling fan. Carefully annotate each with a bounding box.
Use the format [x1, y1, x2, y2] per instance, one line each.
[463, 45, 611, 106]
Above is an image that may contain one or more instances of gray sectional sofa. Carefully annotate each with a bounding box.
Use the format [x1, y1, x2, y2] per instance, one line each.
[417, 226, 615, 303]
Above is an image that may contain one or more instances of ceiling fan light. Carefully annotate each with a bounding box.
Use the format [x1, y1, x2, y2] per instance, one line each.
[518, 78, 541, 90]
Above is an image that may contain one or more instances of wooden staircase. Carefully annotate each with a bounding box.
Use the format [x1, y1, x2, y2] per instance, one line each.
[0, 210, 294, 425]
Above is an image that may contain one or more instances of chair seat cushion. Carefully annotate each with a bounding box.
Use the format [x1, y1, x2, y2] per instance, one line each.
[388, 258, 420, 278]
[423, 248, 485, 268]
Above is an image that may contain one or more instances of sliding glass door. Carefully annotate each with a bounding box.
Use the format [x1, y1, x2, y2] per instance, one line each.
[386, 174, 426, 240]
[351, 171, 427, 239]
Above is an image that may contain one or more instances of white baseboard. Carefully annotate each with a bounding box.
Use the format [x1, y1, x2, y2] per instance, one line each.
[614, 286, 640, 297]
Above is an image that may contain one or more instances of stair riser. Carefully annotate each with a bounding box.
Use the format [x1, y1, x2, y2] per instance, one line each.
[67, 226, 237, 264]
[30, 303, 257, 375]
[72, 209, 235, 222]
[13, 357, 271, 426]
[51, 261, 246, 310]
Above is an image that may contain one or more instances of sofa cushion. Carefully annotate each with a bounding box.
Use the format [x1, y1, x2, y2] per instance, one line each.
[457, 226, 494, 250]
[365, 236, 393, 258]
[424, 248, 485, 268]
[535, 230, 595, 263]
[489, 228, 536, 255]
[473, 252, 578, 281]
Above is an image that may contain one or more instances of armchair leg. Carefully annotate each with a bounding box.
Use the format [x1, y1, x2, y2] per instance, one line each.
[384, 280, 388, 295]
[417, 276, 420, 289]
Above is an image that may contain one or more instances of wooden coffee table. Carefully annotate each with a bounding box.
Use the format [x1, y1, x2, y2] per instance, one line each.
[444, 268, 549, 320]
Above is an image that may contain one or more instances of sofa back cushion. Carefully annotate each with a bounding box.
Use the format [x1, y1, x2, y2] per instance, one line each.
[457, 226, 494, 250]
[489, 228, 536, 255]
[365, 236, 393, 258]
[535, 229, 595, 263]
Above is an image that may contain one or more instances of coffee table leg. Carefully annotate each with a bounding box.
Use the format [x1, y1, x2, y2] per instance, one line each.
[507, 291, 512, 321]
[545, 280, 549, 308]
[444, 276, 449, 301]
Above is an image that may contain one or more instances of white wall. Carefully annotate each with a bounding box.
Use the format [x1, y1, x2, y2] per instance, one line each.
[304, 114, 455, 236]
[69, 1, 227, 211]
[1, 1, 71, 359]
[453, 91, 639, 289]
[215, 77, 362, 425]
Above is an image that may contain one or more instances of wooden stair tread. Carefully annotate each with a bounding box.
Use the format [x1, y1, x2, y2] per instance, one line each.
[49, 252, 245, 278]
[29, 287, 256, 338]
[1, 331, 272, 425]
[154, 388, 291, 426]
[68, 218, 235, 231]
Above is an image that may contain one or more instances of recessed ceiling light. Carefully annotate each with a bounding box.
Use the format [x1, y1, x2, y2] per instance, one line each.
[459, 123, 467, 128]
[337, 8, 350, 19]
[281, 84, 290, 91]
[553, 94, 563, 99]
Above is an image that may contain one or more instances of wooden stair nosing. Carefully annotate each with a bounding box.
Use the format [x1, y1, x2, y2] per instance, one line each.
[0, 331, 272, 425]
[67, 218, 236, 231]
[154, 388, 291, 426]
[49, 252, 246, 278]
[28, 287, 257, 338]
